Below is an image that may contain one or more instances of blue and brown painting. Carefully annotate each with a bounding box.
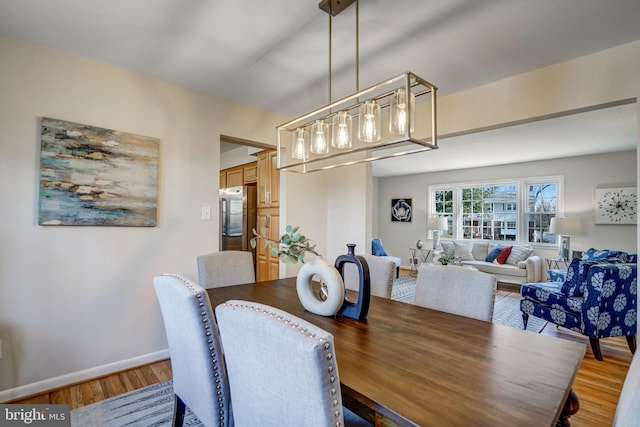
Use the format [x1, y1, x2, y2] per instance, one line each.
[38, 117, 159, 226]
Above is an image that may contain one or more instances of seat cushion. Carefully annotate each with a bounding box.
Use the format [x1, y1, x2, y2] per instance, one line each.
[521, 281, 584, 314]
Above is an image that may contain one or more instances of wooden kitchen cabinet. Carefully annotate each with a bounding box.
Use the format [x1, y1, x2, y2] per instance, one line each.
[257, 150, 279, 208]
[256, 208, 280, 281]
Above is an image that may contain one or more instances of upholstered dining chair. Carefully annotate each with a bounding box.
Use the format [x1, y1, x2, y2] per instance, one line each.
[413, 264, 497, 321]
[613, 351, 640, 426]
[153, 274, 232, 427]
[343, 254, 395, 299]
[197, 250, 255, 288]
[215, 300, 372, 427]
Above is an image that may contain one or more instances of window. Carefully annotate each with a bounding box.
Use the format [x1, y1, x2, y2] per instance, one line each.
[429, 177, 562, 244]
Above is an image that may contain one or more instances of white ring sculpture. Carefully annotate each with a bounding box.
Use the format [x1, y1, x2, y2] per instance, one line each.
[296, 256, 345, 316]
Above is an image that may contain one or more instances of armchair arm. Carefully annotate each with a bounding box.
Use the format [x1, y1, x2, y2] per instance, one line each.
[525, 255, 546, 282]
[582, 263, 637, 338]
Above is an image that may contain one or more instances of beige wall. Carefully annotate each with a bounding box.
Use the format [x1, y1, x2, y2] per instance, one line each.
[0, 36, 286, 398]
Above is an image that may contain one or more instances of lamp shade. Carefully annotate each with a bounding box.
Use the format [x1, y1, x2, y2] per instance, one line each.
[427, 217, 447, 231]
[549, 217, 581, 235]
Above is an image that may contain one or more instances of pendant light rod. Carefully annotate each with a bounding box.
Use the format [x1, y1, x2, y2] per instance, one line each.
[355, 0, 359, 93]
[329, 13, 332, 105]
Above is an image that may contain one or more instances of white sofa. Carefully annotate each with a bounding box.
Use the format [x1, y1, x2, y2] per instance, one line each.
[438, 240, 546, 286]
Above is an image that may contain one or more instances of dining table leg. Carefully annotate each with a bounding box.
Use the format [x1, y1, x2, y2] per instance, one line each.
[557, 388, 579, 427]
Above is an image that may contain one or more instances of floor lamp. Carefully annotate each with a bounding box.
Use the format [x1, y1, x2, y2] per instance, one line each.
[427, 217, 448, 251]
[549, 217, 581, 261]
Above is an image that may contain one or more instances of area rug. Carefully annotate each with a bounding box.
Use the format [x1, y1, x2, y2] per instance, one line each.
[391, 276, 547, 333]
[70, 380, 196, 426]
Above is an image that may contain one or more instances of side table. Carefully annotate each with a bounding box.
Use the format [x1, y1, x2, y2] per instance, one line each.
[409, 248, 432, 276]
[547, 258, 569, 270]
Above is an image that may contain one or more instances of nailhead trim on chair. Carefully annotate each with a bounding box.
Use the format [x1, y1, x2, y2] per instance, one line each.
[162, 274, 229, 427]
[221, 300, 343, 427]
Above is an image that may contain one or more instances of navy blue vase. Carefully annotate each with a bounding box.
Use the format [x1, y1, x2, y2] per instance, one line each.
[335, 243, 370, 321]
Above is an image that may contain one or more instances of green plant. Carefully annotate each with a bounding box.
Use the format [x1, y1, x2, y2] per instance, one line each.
[437, 253, 453, 265]
[250, 225, 319, 264]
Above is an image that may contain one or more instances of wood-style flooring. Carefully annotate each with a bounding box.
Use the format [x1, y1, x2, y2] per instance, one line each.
[6, 274, 634, 425]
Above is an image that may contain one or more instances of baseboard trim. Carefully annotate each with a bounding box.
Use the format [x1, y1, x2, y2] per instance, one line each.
[0, 349, 169, 402]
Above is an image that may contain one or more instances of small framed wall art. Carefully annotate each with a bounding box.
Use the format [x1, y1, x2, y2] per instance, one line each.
[594, 185, 637, 225]
[391, 198, 412, 222]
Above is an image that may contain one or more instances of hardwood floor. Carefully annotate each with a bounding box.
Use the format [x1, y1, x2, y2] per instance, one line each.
[6, 359, 172, 410]
[5, 275, 634, 425]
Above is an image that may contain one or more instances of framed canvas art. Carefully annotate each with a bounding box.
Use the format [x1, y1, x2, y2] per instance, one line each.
[391, 198, 412, 222]
[594, 186, 637, 225]
[38, 117, 159, 226]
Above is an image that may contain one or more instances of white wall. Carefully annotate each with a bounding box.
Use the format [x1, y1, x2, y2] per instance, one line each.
[0, 36, 287, 398]
[377, 150, 637, 263]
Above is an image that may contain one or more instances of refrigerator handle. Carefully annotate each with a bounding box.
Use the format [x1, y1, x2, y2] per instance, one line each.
[219, 198, 224, 251]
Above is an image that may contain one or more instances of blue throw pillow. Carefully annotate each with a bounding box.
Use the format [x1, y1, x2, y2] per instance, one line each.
[372, 239, 388, 256]
[485, 246, 502, 262]
[582, 248, 629, 263]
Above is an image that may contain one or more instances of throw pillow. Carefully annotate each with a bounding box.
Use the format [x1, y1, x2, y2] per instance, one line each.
[371, 239, 387, 256]
[495, 246, 512, 264]
[453, 241, 474, 260]
[440, 241, 455, 257]
[506, 245, 534, 266]
[582, 248, 629, 263]
[485, 246, 503, 262]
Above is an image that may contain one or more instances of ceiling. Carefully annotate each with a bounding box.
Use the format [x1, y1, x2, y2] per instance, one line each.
[1, 0, 638, 176]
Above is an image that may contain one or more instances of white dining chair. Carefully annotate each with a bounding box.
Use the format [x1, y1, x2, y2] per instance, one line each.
[153, 274, 233, 427]
[197, 250, 255, 288]
[413, 264, 497, 321]
[215, 300, 372, 427]
[613, 351, 640, 426]
[342, 254, 395, 299]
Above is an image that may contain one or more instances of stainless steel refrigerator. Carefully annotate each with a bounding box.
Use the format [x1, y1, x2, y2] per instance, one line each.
[219, 185, 257, 257]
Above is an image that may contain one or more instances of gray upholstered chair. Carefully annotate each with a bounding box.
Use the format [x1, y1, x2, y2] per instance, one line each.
[153, 274, 232, 427]
[613, 351, 640, 426]
[197, 250, 255, 288]
[413, 264, 497, 321]
[343, 254, 395, 299]
[215, 300, 372, 427]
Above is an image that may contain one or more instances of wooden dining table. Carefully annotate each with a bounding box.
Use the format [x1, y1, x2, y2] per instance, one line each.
[206, 278, 586, 427]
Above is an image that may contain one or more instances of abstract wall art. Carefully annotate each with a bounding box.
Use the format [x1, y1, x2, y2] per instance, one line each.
[38, 117, 159, 226]
[594, 186, 637, 225]
[391, 198, 412, 222]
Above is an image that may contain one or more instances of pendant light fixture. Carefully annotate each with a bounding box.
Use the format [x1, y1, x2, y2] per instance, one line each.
[276, 0, 438, 173]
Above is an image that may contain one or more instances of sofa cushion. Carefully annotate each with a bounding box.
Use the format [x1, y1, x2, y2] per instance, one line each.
[496, 246, 512, 264]
[582, 248, 630, 262]
[485, 245, 503, 263]
[471, 241, 489, 261]
[521, 281, 584, 315]
[506, 244, 534, 266]
[464, 260, 527, 277]
[440, 241, 454, 257]
[453, 241, 474, 260]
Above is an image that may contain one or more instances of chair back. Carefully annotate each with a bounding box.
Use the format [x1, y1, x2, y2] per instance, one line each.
[343, 255, 395, 298]
[197, 251, 255, 288]
[613, 351, 640, 426]
[215, 300, 344, 427]
[153, 274, 232, 427]
[413, 264, 497, 321]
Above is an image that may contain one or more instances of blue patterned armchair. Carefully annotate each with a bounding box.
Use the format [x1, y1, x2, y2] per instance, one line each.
[520, 249, 637, 361]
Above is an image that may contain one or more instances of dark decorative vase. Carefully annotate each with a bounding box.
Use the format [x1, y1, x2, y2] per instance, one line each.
[335, 243, 370, 321]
